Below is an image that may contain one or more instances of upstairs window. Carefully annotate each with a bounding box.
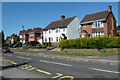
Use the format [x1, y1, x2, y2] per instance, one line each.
[29, 33, 34, 36]
[93, 21, 103, 28]
[48, 29, 52, 34]
[45, 31, 46, 34]
[56, 28, 58, 33]
[63, 28, 65, 32]
[83, 24, 88, 27]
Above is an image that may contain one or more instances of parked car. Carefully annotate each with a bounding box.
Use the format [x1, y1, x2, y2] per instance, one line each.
[13, 44, 19, 48]
[0, 47, 12, 53]
[23, 44, 31, 47]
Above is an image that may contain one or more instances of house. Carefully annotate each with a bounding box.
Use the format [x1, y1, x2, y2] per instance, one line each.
[26, 28, 43, 44]
[5, 34, 19, 44]
[43, 15, 80, 45]
[19, 28, 43, 44]
[19, 30, 26, 44]
[80, 6, 116, 38]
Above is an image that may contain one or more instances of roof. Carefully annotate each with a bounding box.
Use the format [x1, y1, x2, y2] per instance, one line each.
[81, 30, 90, 34]
[26, 29, 33, 34]
[34, 28, 43, 33]
[44, 16, 77, 30]
[19, 28, 43, 35]
[19, 30, 26, 35]
[80, 10, 109, 24]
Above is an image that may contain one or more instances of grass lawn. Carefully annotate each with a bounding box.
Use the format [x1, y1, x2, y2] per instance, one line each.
[17, 49, 46, 53]
[51, 52, 120, 56]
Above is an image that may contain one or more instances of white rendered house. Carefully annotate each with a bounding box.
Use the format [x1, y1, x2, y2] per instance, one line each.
[43, 15, 80, 45]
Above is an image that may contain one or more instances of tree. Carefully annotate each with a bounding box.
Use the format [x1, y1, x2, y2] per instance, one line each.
[117, 25, 120, 36]
[1, 31, 5, 44]
[0, 31, 5, 47]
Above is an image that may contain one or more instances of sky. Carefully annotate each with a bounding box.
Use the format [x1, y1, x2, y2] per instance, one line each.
[2, 2, 119, 39]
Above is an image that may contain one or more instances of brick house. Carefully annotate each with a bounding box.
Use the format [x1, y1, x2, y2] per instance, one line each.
[80, 6, 116, 38]
[43, 15, 80, 45]
[19, 28, 43, 44]
[5, 34, 19, 44]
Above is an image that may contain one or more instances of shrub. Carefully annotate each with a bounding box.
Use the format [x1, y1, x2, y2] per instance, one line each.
[60, 36, 120, 49]
[28, 46, 35, 49]
[16, 41, 22, 47]
[42, 45, 47, 49]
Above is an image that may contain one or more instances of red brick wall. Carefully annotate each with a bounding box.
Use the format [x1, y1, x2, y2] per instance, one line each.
[81, 24, 92, 37]
[104, 13, 116, 36]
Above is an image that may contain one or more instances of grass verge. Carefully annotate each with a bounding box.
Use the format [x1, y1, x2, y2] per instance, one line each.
[51, 52, 120, 56]
[16, 49, 46, 53]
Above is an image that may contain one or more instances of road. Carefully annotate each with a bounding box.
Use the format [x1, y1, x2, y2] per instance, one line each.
[1, 52, 119, 80]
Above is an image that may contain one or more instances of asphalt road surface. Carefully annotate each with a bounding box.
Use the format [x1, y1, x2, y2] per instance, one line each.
[1, 52, 119, 80]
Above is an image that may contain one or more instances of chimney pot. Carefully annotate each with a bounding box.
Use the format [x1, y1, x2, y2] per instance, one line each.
[108, 5, 112, 11]
[60, 15, 65, 21]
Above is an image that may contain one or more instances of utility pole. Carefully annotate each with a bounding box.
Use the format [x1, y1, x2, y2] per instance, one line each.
[22, 25, 24, 45]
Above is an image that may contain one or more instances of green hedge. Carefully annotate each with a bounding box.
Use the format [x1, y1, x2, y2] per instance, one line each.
[60, 36, 120, 49]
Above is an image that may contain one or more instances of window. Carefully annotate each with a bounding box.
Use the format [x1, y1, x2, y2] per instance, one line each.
[48, 37, 53, 42]
[56, 28, 59, 33]
[38, 33, 41, 36]
[56, 37, 59, 42]
[93, 21, 103, 28]
[20, 35, 22, 38]
[92, 32, 104, 37]
[63, 28, 65, 32]
[45, 31, 46, 34]
[83, 24, 88, 27]
[49, 29, 50, 33]
[81, 35, 84, 38]
[29, 39, 34, 41]
[29, 33, 34, 36]
[45, 38, 47, 42]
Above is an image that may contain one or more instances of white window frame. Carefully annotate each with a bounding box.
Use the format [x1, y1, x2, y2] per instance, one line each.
[29, 33, 34, 36]
[56, 37, 59, 42]
[92, 21, 103, 28]
[83, 24, 88, 27]
[81, 34, 84, 38]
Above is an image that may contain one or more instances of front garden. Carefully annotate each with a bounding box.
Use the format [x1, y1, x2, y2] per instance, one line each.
[59, 36, 120, 55]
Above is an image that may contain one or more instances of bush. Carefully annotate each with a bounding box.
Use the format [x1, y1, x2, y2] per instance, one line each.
[60, 36, 120, 49]
[28, 46, 35, 49]
[16, 41, 22, 47]
[42, 45, 47, 49]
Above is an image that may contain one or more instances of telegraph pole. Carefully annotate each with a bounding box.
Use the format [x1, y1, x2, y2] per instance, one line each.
[22, 25, 24, 45]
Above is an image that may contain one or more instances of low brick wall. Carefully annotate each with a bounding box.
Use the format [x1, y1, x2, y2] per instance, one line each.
[51, 42, 60, 47]
[61, 48, 120, 54]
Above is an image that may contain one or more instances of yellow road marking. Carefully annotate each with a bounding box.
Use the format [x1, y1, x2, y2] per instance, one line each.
[27, 67, 36, 71]
[58, 76, 74, 80]
[36, 69, 51, 75]
[1, 58, 75, 79]
[52, 73, 63, 78]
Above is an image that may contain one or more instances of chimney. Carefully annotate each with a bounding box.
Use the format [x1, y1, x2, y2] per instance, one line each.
[60, 15, 65, 21]
[108, 5, 112, 12]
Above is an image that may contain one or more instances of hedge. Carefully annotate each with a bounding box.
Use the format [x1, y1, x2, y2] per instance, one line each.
[60, 36, 120, 49]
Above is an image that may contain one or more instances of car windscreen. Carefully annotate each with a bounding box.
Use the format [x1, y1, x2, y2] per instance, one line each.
[2, 47, 8, 49]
